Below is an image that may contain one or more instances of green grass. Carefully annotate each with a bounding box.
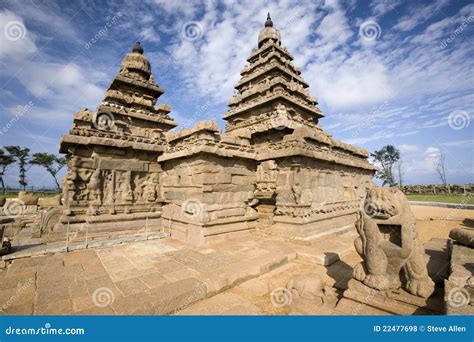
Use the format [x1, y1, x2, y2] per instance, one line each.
[406, 194, 474, 205]
[0, 192, 59, 199]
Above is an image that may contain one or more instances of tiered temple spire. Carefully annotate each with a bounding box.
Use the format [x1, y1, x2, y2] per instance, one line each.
[98, 41, 177, 134]
[223, 14, 322, 138]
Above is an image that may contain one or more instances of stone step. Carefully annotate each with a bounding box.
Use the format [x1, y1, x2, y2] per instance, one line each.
[2, 231, 169, 262]
[294, 224, 355, 243]
[196, 250, 294, 297]
[294, 231, 357, 266]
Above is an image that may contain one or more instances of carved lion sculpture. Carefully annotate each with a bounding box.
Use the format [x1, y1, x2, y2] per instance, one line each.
[353, 187, 435, 298]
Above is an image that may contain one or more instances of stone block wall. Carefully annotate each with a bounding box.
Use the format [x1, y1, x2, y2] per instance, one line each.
[161, 154, 258, 246]
[401, 184, 473, 195]
[269, 156, 373, 242]
[51, 143, 165, 240]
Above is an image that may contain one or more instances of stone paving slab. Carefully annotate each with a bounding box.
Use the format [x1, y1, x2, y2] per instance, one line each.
[0, 231, 358, 315]
[2, 232, 168, 262]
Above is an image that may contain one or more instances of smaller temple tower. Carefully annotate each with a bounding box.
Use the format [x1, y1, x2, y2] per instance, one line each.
[49, 42, 177, 240]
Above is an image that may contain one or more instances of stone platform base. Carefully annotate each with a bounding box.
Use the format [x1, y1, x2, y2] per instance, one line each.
[162, 206, 258, 246]
[44, 215, 163, 243]
[272, 212, 357, 244]
[336, 278, 443, 315]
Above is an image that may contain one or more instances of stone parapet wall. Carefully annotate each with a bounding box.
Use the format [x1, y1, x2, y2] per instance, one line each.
[401, 184, 473, 195]
[159, 126, 259, 246]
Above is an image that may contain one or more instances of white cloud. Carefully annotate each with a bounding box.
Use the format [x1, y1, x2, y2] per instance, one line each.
[306, 53, 394, 110]
[394, 0, 448, 31]
[0, 10, 107, 116]
[140, 27, 161, 43]
[399, 144, 422, 154]
[425, 146, 441, 160]
[0, 10, 37, 58]
[370, 0, 402, 17]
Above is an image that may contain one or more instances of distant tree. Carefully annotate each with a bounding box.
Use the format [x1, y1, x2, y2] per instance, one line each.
[433, 150, 450, 194]
[0, 148, 15, 194]
[371, 145, 400, 187]
[5, 146, 30, 191]
[30, 153, 67, 192]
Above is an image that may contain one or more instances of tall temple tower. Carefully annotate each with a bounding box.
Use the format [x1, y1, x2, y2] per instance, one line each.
[51, 42, 177, 240]
[222, 14, 377, 241]
[224, 13, 322, 139]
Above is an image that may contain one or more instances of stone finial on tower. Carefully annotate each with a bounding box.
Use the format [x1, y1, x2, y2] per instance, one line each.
[132, 41, 144, 54]
[265, 12, 273, 27]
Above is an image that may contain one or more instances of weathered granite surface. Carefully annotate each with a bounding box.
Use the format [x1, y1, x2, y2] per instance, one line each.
[449, 228, 474, 248]
[445, 240, 474, 315]
[353, 187, 434, 298]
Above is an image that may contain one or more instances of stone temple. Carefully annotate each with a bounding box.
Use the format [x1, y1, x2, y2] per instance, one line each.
[47, 14, 376, 246]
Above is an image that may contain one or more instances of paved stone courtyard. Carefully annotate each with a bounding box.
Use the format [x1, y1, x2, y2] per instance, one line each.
[0, 231, 356, 315]
[0, 206, 471, 315]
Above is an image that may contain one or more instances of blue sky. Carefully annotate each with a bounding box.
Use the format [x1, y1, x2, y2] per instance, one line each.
[0, 0, 472, 189]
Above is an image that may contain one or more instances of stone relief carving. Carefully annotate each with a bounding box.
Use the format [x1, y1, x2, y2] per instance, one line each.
[142, 173, 160, 202]
[86, 169, 102, 205]
[256, 160, 278, 194]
